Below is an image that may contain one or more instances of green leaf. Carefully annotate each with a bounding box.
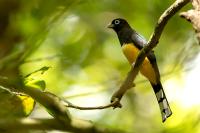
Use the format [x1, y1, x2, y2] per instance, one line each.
[26, 80, 46, 91]
[0, 86, 35, 118]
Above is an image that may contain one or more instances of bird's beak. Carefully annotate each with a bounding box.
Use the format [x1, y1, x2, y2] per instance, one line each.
[107, 23, 114, 28]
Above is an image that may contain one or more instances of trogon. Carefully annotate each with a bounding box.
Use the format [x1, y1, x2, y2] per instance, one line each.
[108, 18, 172, 122]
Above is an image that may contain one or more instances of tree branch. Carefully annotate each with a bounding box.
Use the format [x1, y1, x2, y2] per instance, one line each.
[15, 87, 122, 132]
[0, 118, 122, 133]
[180, 0, 200, 44]
[16, 86, 123, 132]
[20, 86, 71, 124]
[111, 0, 191, 107]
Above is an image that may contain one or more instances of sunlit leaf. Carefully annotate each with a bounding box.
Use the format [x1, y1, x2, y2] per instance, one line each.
[26, 80, 46, 91]
[0, 86, 35, 118]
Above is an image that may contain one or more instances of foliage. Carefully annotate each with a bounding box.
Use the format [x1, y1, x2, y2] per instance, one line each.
[0, 0, 200, 133]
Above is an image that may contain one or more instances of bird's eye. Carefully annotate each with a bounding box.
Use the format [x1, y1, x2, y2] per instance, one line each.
[114, 20, 120, 25]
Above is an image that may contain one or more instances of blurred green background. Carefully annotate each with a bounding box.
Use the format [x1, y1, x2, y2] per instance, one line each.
[1, 0, 200, 132]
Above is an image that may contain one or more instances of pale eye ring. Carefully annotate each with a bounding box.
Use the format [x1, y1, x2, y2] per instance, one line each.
[114, 20, 120, 25]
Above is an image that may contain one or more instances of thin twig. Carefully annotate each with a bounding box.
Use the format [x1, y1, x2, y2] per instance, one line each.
[65, 99, 120, 110]
[111, 0, 191, 108]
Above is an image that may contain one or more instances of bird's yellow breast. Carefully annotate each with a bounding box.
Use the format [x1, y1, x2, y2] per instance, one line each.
[122, 43, 157, 84]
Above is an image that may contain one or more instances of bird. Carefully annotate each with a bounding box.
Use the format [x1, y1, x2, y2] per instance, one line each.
[107, 18, 172, 122]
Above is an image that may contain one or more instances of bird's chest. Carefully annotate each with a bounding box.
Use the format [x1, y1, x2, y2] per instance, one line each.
[122, 43, 140, 63]
[121, 43, 156, 84]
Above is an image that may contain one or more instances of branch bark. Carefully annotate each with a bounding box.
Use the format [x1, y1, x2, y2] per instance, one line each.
[0, 118, 121, 133]
[180, 0, 200, 44]
[111, 0, 191, 107]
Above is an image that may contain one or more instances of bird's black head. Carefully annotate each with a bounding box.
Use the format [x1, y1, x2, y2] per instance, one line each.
[107, 18, 130, 32]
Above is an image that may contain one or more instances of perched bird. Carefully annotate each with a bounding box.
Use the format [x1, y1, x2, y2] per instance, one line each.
[108, 18, 172, 122]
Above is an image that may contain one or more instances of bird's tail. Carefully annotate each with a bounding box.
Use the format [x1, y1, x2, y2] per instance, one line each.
[151, 82, 172, 122]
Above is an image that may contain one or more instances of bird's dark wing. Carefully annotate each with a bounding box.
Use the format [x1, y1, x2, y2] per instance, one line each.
[131, 32, 161, 82]
[131, 32, 146, 49]
[147, 51, 160, 81]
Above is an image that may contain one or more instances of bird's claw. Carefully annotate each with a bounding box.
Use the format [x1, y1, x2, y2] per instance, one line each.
[132, 62, 136, 67]
[110, 97, 122, 109]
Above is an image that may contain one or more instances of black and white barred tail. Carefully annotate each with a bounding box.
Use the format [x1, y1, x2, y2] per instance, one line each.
[151, 82, 172, 122]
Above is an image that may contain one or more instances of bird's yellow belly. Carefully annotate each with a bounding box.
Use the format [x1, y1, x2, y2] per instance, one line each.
[122, 43, 156, 84]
